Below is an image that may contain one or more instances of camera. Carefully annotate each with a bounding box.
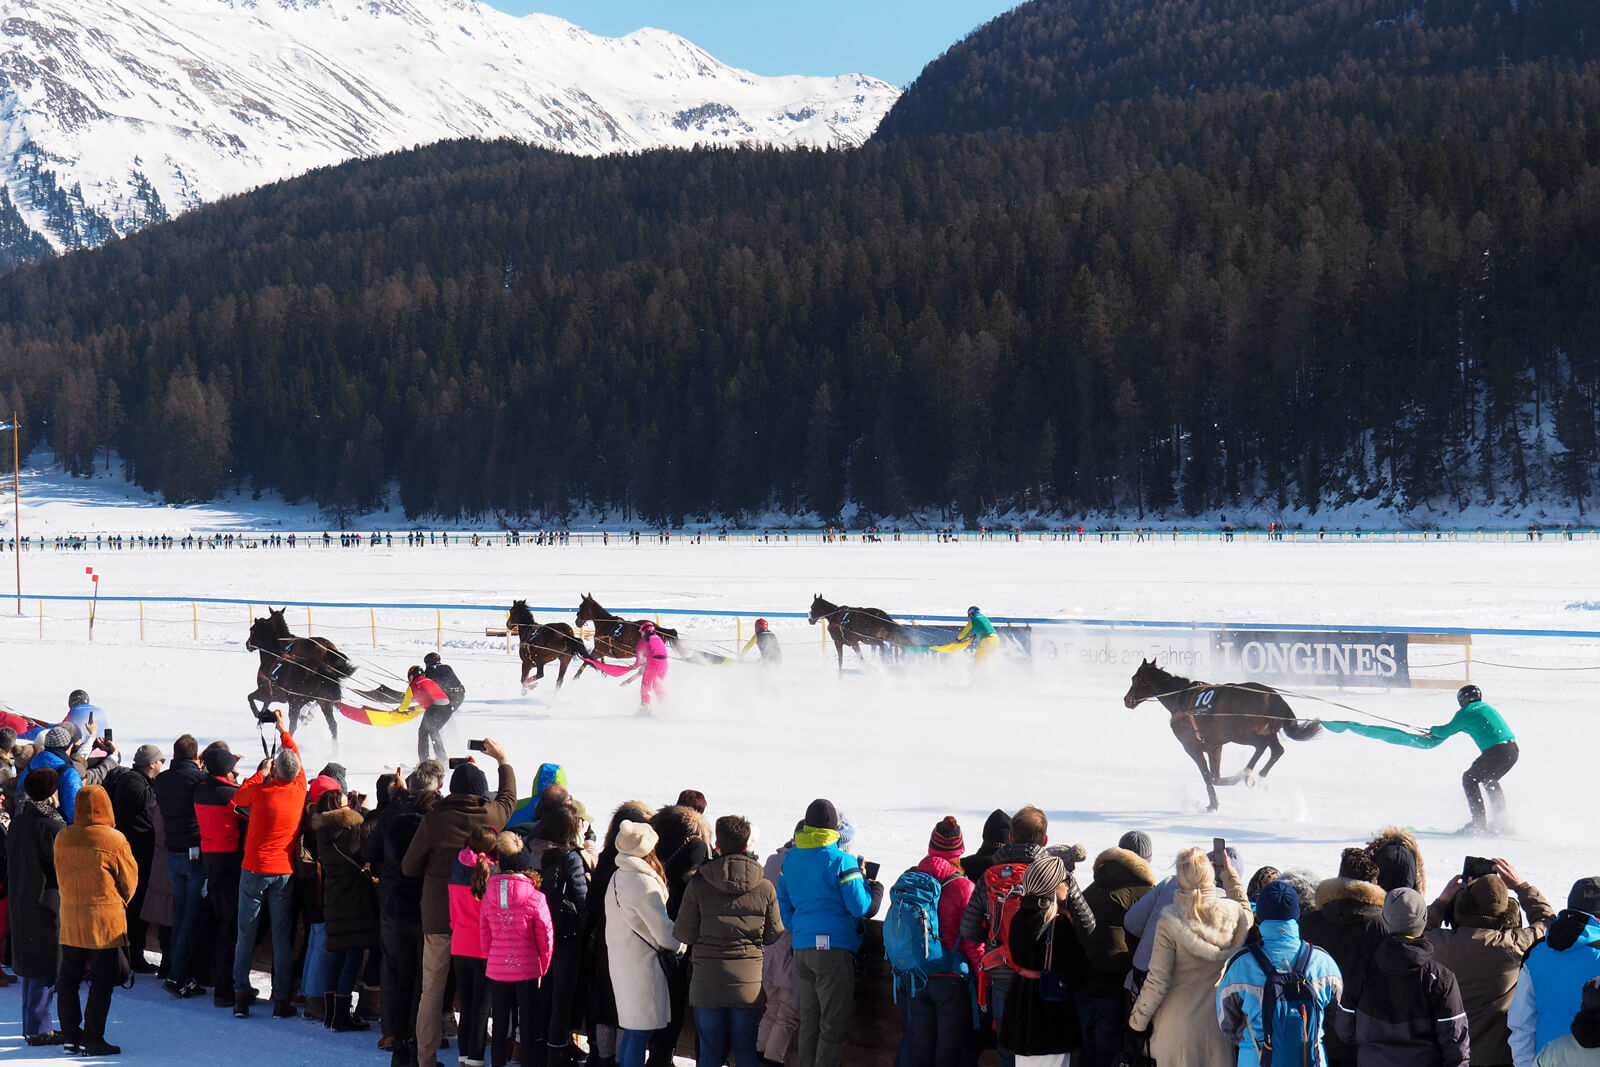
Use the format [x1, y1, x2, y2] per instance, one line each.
[448, 756, 472, 769]
[864, 860, 880, 880]
[102, 728, 113, 742]
[1463, 856, 1496, 879]
[468, 739, 487, 752]
[254, 708, 277, 724]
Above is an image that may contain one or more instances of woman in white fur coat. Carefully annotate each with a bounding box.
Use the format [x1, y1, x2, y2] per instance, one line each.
[1127, 846, 1254, 1067]
[604, 819, 684, 1067]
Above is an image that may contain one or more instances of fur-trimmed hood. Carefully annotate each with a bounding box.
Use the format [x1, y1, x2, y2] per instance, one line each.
[1315, 876, 1387, 911]
[651, 804, 712, 859]
[1093, 847, 1155, 889]
[1366, 827, 1427, 896]
[310, 806, 364, 831]
[1156, 897, 1253, 961]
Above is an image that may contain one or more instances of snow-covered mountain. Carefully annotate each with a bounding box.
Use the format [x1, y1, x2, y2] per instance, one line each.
[0, 0, 899, 257]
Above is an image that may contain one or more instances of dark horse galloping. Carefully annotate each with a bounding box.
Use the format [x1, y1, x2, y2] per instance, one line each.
[575, 593, 679, 663]
[808, 594, 911, 673]
[1123, 658, 1323, 811]
[246, 607, 354, 746]
[507, 599, 590, 690]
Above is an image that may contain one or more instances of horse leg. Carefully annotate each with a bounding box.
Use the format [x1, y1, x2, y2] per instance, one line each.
[321, 700, 339, 752]
[554, 653, 568, 690]
[1258, 734, 1287, 778]
[1186, 742, 1219, 811]
[834, 633, 845, 673]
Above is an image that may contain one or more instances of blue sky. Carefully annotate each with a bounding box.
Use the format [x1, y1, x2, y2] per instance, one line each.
[487, 1, 1022, 86]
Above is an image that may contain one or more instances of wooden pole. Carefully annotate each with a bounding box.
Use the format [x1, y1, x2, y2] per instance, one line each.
[193, 602, 199, 642]
[139, 601, 146, 641]
[371, 607, 378, 649]
[436, 609, 443, 653]
[307, 606, 314, 636]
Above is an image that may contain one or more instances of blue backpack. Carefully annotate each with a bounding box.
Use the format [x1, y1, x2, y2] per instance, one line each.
[1244, 941, 1321, 1067]
[883, 868, 964, 1000]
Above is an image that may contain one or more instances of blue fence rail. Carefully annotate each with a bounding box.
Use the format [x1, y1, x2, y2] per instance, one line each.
[9, 593, 1600, 641]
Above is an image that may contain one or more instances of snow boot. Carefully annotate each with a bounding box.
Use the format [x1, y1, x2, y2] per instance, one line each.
[332, 993, 371, 1032]
[322, 992, 337, 1029]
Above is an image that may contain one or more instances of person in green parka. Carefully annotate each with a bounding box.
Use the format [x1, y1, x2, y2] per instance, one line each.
[1323, 685, 1518, 834]
[957, 606, 1000, 663]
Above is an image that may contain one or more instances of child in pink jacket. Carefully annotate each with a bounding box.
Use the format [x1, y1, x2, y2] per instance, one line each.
[479, 832, 555, 1067]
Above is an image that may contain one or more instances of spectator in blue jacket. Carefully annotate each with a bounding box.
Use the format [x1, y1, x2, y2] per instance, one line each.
[18, 727, 83, 823]
[777, 799, 883, 1067]
[1218, 880, 1344, 1067]
[1511, 878, 1600, 1066]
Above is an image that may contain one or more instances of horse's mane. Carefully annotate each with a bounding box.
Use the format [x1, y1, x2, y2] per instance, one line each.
[1143, 662, 1197, 690]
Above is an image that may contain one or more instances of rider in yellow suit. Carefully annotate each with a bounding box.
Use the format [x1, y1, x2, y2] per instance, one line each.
[956, 606, 1000, 662]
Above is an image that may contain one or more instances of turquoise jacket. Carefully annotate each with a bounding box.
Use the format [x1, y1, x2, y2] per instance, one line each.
[778, 825, 875, 953]
[958, 613, 997, 642]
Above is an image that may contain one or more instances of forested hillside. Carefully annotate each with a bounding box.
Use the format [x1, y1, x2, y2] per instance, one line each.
[0, 0, 1597, 523]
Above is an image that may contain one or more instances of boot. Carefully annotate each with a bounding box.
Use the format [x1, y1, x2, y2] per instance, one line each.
[233, 991, 252, 1019]
[80, 1037, 121, 1055]
[390, 1038, 419, 1067]
[323, 992, 337, 1029]
[304, 993, 327, 1022]
[332, 993, 372, 1032]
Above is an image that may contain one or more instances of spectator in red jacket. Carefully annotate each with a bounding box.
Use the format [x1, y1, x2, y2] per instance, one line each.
[898, 816, 982, 1067]
[230, 712, 306, 1019]
[194, 742, 244, 1008]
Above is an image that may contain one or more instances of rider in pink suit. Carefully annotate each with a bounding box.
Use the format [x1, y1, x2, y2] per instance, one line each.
[636, 621, 670, 711]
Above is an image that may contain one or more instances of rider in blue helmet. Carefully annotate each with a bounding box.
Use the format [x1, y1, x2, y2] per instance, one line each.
[956, 605, 1000, 663]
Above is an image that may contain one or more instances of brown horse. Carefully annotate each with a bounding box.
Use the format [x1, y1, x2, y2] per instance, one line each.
[1122, 658, 1323, 811]
[808, 594, 911, 672]
[246, 607, 354, 746]
[575, 593, 680, 663]
[507, 599, 590, 690]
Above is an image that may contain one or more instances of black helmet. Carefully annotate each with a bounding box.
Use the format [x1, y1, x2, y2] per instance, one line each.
[1457, 684, 1482, 708]
[423, 652, 441, 668]
[967, 605, 980, 617]
[68, 689, 90, 708]
[408, 665, 424, 682]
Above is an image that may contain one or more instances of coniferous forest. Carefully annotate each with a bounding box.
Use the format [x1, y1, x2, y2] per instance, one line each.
[1, 0, 1599, 523]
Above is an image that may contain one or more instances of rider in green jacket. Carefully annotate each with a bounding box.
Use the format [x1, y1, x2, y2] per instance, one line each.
[1323, 685, 1517, 834]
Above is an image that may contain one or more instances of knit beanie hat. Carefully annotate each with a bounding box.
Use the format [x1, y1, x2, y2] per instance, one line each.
[1569, 877, 1600, 917]
[982, 808, 1013, 845]
[24, 766, 59, 801]
[1022, 855, 1067, 898]
[308, 775, 342, 804]
[1371, 840, 1419, 893]
[838, 813, 856, 851]
[1256, 879, 1301, 922]
[43, 725, 72, 751]
[1456, 874, 1513, 928]
[616, 819, 659, 858]
[805, 798, 840, 832]
[1383, 887, 1427, 937]
[203, 746, 240, 776]
[928, 816, 964, 860]
[1118, 830, 1154, 861]
[318, 762, 349, 791]
[133, 743, 165, 769]
[450, 762, 490, 799]
[497, 831, 537, 873]
[1338, 847, 1381, 884]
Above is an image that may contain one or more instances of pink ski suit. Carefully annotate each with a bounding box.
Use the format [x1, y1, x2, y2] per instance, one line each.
[637, 631, 670, 707]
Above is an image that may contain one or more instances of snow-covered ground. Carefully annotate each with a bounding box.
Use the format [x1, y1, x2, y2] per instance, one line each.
[2, 474, 1598, 1062]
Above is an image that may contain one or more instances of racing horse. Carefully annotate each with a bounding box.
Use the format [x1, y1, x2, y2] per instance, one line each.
[1122, 658, 1323, 811]
[246, 607, 354, 744]
[575, 593, 680, 663]
[808, 594, 911, 672]
[507, 599, 590, 690]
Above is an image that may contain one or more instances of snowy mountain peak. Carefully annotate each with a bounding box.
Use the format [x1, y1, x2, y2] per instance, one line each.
[0, 0, 900, 257]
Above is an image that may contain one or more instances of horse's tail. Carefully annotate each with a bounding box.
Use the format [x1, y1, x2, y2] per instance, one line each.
[556, 628, 591, 661]
[1284, 717, 1324, 742]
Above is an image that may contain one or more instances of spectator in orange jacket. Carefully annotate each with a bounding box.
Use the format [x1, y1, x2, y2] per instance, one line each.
[229, 710, 306, 1019]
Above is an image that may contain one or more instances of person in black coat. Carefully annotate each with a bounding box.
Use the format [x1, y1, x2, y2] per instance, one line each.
[420, 653, 466, 763]
[586, 801, 655, 1067]
[647, 803, 711, 1066]
[106, 744, 163, 973]
[367, 764, 440, 1067]
[962, 808, 1013, 886]
[312, 789, 379, 1031]
[1301, 849, 1391, 1067]
[151, 734, 208, 997]
[511, 802, 590, 1067]
[1334, 888, 1470, 1067]
[9, 767, 67, 1044]
[998, 854, 1095, 1062]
